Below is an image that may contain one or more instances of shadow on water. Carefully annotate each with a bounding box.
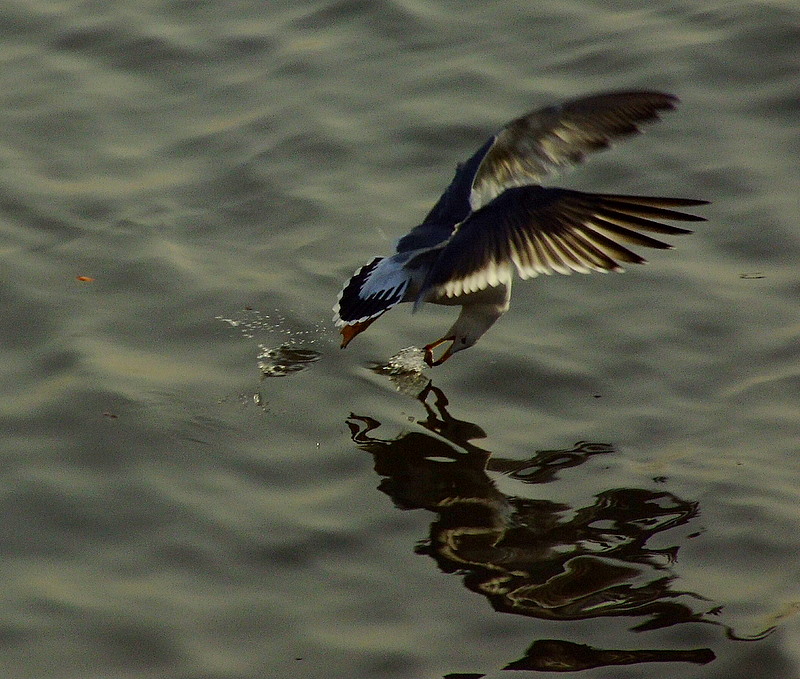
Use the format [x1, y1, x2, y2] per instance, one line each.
[346, 377, 756, 676]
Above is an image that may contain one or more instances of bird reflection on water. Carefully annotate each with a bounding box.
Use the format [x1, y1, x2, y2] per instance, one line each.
[347, 381, 719, 674]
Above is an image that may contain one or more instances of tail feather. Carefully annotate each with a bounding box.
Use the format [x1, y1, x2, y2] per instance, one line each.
[333, 257, 410, 327]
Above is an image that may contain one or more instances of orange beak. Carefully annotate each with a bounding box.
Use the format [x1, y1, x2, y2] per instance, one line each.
[340, 320, 375, 348]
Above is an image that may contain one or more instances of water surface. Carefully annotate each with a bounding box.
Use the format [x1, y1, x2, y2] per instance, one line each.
[2, 1, 799, 677]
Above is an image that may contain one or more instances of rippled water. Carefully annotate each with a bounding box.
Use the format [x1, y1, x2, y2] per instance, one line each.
[2, 1, 800, 677]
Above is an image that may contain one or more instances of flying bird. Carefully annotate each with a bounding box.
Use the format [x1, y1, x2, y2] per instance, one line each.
[333, 91, 708, 366]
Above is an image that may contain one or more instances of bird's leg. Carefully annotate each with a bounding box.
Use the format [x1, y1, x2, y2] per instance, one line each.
[423, 335, 455, 367]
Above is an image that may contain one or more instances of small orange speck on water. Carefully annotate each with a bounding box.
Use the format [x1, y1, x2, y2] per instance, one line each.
[76, 276, 95, 282]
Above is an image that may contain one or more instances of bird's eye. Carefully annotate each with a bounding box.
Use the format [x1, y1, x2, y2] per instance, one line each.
[460, 338, 467, 344]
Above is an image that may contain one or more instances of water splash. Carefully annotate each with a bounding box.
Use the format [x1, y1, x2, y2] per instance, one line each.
[383, 346, 427, 374]
[371, 346, 430, 396]
[215, 308, 327, 344]
[257, 344, 321, 377]
[216, 308, 326, 382]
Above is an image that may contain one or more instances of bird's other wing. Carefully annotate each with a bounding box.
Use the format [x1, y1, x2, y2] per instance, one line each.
[395, 221, 455, 254]
[470, 91, 679, 211]
[418, 136, 496, 229]
[333, 256, 410, 327]
[415, 186, 707, 303]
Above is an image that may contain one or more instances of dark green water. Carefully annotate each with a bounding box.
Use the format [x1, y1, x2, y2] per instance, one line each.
[2, 1, 799, 677]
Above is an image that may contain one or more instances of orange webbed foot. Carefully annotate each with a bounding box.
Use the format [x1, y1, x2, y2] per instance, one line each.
[423, 336, 455, 367]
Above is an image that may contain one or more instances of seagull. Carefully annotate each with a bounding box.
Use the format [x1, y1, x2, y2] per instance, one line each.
[333, 91, 708, 366]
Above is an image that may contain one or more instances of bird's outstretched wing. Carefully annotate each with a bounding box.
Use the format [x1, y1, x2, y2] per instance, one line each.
[421, 91, 680, 229]
[416, 186, 707, 302]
